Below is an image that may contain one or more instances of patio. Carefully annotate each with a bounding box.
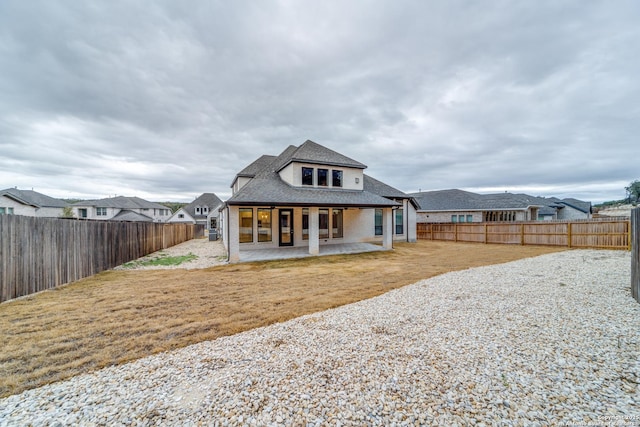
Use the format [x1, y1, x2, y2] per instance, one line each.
[239, 242, 387, 262]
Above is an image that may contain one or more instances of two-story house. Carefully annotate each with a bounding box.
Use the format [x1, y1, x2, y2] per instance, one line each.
[221, 140, 417, 262]
[167, 193, 223, 231]
[72, 196, 171, 222]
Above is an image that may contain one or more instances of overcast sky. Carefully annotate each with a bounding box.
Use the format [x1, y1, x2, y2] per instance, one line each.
[1, 1, 638, 203]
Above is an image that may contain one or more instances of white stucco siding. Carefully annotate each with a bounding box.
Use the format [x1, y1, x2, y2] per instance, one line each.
[220, 208, 229, 251]
[167, 208, 195, 224]
[228, 206, 240, 262]
[406, 201, 417, 243]
[233, 177, 253, 194]
[1, 196, 67, 217]
[418, 210, 540, 223]
[343, 208, 375, 243]
[340, 168, 364, 190]
[140, 209, 167, 222]
[34, 207, 66, 217]
[417, 211, 481, 223]
[281, 162, 364, 190]
[278, 163, 295, 186]
[557, 206, 591, 220]
[1, 196, 36, 216]
[72, 206, 169, 222]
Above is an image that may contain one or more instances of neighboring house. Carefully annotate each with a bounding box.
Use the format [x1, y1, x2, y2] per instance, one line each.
[220, 140, 417, 262]
[537, 197, 592, 220]
[167, 193, 223, 231]
[409, 189, 591, 223]
[0, 187, 68, 217]
[72, 196, 171, 222]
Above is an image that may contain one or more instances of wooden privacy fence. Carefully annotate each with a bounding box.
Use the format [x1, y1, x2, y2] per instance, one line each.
[417, 219, 630, 250]
[632, 208, 639, 303]
[0, 216, 204, 303]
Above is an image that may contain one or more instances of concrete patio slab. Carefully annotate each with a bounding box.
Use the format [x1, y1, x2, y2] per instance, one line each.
[239, 242, 387, 262]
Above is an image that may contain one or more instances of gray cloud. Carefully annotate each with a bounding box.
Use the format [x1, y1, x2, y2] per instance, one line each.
[0, 0, 638, 203]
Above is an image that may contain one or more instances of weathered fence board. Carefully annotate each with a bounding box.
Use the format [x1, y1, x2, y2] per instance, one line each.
[417, 219, 630, 250]
[631, 208, 639, 303]
[0, 216, 204, 303]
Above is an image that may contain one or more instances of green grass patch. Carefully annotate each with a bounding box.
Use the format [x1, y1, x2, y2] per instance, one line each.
[122, 253, 198, 268]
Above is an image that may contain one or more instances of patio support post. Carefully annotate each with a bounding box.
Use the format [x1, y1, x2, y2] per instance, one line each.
[228, 205, 240, 263]
[383, 207, 393, 249]
[309, 206, 320, 255]
[407, 201, 417, 243]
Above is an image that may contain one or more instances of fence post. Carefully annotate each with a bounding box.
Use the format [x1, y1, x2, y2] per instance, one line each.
[632, 209, 638, 301]
[484, 223, 488, 244]
[567, 222, 572, 249]
[454, 223, 458, 242]
[520, 223, 525, 245]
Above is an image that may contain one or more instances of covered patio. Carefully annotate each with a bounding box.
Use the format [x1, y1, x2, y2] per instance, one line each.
[238, 242, 386, 263]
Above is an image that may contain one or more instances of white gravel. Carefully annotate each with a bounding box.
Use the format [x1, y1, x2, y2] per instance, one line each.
[1, 249, 639, 426]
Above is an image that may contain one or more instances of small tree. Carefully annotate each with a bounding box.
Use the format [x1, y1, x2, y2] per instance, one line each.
[60, 206, 75, 218]
[626, 179, 640, 204]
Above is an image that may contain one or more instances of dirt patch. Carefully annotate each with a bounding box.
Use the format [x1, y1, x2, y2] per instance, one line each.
[0, 240, 565, 398]
[114, 238, 227, 270]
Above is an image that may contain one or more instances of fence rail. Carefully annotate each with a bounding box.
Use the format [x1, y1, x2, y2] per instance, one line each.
[0, 216, 204, 303]
[632, 209, 639, 303]
[417, 219, 630, 250]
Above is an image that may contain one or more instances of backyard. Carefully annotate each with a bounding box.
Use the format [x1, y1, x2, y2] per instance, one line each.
[0, 240, 564, 398]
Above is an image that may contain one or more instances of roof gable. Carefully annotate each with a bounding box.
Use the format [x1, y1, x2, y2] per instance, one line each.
[111, 210, 154, 222]
[168, 207, 195, 222]
[1, 188, 68, 208]
[278, 140, 366, 171]
[183, 193, 223, 217]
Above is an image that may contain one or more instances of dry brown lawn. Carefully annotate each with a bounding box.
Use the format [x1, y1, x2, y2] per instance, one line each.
[0, 241, 565, 398]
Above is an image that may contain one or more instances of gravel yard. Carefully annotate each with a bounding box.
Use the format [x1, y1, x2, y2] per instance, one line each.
[1, 249, 638, 426]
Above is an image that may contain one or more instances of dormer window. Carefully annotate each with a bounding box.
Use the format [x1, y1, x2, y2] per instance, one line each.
[195, 206, 201, 215]
[332, 170, 343, 187]
[302, 167, 313, 186]
[317, 169, 328, 186]
[203, 206, 209, 214]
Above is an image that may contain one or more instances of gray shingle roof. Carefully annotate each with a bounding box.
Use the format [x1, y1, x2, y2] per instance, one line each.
[409, 189, 591, 213]
[228, 176, 400, 207]
[111, 210, 153, 222]
[227, 141, 399, 207]
[1, 188, 68, 208]
[183, 193, 223, 218]
[408, 189, 484, 211]
[73, 196, 167, 210]
[236, 155, 277, 178]
[558, 198, 592, 214]
[480, 193, 546, 210]
[278, 140, 367, 170]
[363, 175, 407, 199]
